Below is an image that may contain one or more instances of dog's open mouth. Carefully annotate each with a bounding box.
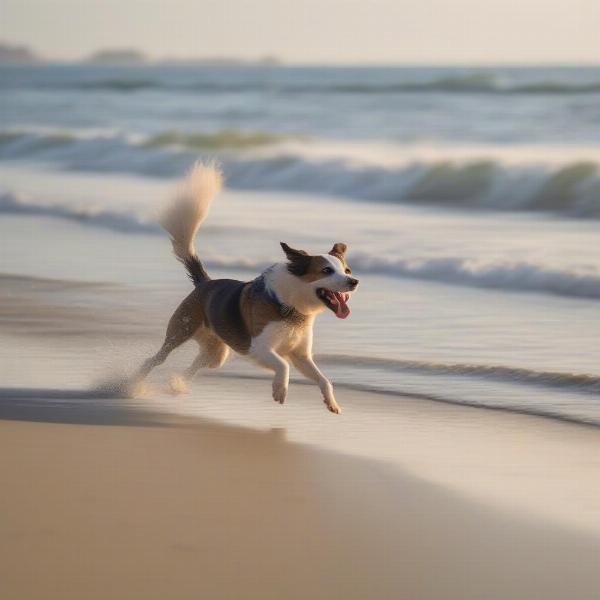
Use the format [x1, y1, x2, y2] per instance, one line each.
[316, 288, 351, 319]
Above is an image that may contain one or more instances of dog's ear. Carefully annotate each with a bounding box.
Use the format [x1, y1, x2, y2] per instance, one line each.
[281, 242, 308, 260]
[280, 242, 311, 276]
[328, 242, 348, 260]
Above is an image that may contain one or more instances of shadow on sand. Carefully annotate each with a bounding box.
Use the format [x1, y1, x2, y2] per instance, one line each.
[0, 387, 164, 426]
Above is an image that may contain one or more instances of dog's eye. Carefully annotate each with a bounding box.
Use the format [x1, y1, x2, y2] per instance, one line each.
[322, 267, 334, 275]
[345, 268, 351, 274]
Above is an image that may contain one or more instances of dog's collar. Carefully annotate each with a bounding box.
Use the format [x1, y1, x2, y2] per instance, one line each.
[255, 275, 298, 319]
[266, 286, 296, 319]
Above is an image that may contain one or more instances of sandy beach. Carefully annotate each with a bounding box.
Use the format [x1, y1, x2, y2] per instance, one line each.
[2, 13, 600, 597]
[2, 392, 600, 600]
[1, 273, 600, 600]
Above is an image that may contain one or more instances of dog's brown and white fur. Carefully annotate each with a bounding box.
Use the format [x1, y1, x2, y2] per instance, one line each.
[134, 164, 359, 414]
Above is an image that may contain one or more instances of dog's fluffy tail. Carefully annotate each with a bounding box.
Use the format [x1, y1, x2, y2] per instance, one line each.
[160, 162, 223, 285]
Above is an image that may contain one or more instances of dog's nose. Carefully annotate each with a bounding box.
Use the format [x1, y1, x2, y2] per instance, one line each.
[348, 277, 359, 288]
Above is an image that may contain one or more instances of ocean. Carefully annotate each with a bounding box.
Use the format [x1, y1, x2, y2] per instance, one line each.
[1, 63, 600, 425]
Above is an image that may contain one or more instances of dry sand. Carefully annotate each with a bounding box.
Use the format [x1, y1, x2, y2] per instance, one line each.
[1, 398, 600, 600]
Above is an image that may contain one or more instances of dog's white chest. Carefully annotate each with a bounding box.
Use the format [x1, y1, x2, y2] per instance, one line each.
[250, 320, 310, 356]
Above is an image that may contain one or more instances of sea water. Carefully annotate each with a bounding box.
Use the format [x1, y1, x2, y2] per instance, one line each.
[1, 64, 599, 424]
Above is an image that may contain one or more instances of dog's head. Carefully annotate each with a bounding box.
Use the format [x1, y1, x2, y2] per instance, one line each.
[280, 242, 359, 319]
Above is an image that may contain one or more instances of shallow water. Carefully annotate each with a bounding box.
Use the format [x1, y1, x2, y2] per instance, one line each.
[1, 64, 599, 425]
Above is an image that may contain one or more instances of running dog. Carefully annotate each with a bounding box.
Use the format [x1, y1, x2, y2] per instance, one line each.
[134, 163, 359, 413]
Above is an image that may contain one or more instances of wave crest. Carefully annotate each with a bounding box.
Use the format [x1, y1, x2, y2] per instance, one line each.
[348, 255, 600, 299]
[20, 73, 600, 96]
[143, 129, 296, 150]
[210, 255, 600, 300]
[324, 74, 600, 95]
[1, 128, 599, 218]
[1, 190, 600, 300]
[0, 190, 160, 234]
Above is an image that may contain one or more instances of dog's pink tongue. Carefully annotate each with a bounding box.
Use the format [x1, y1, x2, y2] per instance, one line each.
[333, 292, 350, 319]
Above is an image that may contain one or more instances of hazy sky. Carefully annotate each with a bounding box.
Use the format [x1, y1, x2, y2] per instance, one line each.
[2, 0, 598, 64]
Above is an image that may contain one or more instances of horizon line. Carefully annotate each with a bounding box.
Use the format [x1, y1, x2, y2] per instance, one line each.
[1, 41, 599, 68]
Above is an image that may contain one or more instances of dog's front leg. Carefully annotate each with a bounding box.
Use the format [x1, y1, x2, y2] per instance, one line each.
[249, 345, 290, 405]
[289, 352, 341, 414]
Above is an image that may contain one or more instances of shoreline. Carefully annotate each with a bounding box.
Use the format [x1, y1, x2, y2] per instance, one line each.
[1, 374, 600, 534]
[2, 268, 600, 428]
[1, 268, 600, 544]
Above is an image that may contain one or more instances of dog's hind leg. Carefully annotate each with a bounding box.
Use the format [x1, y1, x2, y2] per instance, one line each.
[133, 333, 189, 390]
[136, 339, 179, 380]
[186, 332, 230, 376]
[133, 299, 203, 386]
[170, 329, 229, 394]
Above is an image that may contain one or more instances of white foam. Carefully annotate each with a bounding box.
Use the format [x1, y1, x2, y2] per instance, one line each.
[1, 129, 600, 218]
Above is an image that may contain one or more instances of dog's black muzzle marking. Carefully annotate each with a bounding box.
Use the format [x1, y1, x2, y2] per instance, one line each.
[347, 277, 359, 290]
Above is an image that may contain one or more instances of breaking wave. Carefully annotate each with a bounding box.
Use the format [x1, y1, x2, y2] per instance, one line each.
[0, 190, 161, 234]
[4, 189, 597, 301]
[0, 128, 291, 153]
[226, 154, 600, 218]
[55, 78, 161, 92]
[205, 255, 600, 300]
[314, 74, 600, 95]
[346, 255, 600, 300]
[19, 74, 600, 96]
[143, 129, 297, 150]
[1, 128, 599, 218]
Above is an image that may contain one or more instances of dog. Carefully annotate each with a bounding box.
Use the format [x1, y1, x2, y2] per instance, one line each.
[133, 163, 359, 414]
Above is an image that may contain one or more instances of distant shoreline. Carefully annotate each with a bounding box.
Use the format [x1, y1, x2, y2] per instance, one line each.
[2, 42, 599, 69]
[1, 61, 599, 69]
[0, 42, 281, 67]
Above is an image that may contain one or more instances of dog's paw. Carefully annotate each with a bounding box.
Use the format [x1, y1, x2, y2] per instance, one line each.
[272, 383, 288, 405]
[324, 397, 342, 414]
[126, 380, 150, 399]
[168, 375, 189, 396]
